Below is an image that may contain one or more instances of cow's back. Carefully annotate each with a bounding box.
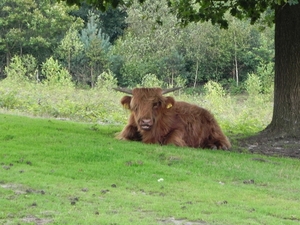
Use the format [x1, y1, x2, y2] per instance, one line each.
[173, 101, 230, 149]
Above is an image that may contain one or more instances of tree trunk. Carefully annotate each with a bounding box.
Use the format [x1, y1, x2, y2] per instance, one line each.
[194, 60, 199, 88]
[68, 49, 71, 72]
[264, 3, 300, 137]
[234, 34, 239, 86]
[90, 65, 94, 88]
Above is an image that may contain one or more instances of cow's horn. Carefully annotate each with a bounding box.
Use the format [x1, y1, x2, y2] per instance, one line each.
[113, 87, 133, 95]
[162, 87, 181, 94]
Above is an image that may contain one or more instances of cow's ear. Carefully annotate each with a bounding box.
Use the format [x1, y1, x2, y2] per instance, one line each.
[165, 96, 175, 109]
[120, 96, 132, 109]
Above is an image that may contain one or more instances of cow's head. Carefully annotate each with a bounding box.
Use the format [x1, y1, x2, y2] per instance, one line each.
[114, 87, 180, 131]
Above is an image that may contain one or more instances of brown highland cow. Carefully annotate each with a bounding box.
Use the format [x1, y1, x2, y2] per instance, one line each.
[114, 87, 231, 149]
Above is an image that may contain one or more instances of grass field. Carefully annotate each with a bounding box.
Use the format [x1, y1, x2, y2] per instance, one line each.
[1, 113, 300, 225]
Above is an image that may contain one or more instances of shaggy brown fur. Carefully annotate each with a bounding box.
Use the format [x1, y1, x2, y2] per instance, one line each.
[117, 88, 231, 149]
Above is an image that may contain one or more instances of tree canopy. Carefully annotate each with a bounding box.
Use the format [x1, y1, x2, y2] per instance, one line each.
[1, 0, 274, 87]
[61, 0, 298, 27]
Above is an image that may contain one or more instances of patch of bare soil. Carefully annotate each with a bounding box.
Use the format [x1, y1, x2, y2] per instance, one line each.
[237, 135, 300, 159]
[22, 215, 52, 225]
[159, 217, 206, 225]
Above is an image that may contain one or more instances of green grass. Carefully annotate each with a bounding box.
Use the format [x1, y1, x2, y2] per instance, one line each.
[1, 114, 300, 225]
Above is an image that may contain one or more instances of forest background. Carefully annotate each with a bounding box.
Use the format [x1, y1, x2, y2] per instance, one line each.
[0, 0, 275, 143]
[0, 0, 274, 91]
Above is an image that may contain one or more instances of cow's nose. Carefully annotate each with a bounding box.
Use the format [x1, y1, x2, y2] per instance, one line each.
[140, 118, 153, 130]
[141, 119, 151, 125]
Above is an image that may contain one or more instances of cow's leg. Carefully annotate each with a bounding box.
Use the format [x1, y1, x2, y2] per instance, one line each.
[216, 136, 231, 150]
[198, 124, 231, 150]
[116, 124, 141, 141]
[117, 114, 141, 141]
[207, 130, 231, 150]
[163, 130, 187, 147]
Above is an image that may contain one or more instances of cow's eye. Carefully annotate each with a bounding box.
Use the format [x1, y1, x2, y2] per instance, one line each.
[153, 102, 160, 109]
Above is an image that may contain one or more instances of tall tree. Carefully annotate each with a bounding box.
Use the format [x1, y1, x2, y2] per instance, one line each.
[272, 3, 300, 137]
[0, 0, 37, 65]
[113, 0, 188, 87]
[70, 3, 127, 43]
[61, 0, 300, 139]
[0, 0, 82, 76]
[55, 24, 84, 72]
[166, 0, 300, 139]
[79, 12, 112, 87]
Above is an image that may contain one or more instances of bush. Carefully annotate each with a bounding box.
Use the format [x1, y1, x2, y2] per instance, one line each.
[245, 73, 262, 96]
[96, 70, 118, 90]
[42, 57, 74, 88]
[256, 62, 274, 94]
[0, 90, 20, 109]
[204, 80, 226, 98]
[139, 73, 163, 87]
[4, 56, 27, 82]
[173, 76, 187, 89]
[4, 55, 37, 82]
[203, 80, 229, 111]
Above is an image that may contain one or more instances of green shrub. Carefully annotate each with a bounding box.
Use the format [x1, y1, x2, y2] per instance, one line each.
[203, 80, 229, 113]
[223, 78, 245, 95]
[173, 76, 187, 89]
[204, 80, 226, 98]
[96, 70, 118, 90]
[257, 62, 274, 94]
[4, 55, 37, 82]
[4, 56, 27, 82]
[139, 73, 163, 87]
[42, 57, 74, 88]
[245, 73, 262, 96]
[0, 90, 20, 109]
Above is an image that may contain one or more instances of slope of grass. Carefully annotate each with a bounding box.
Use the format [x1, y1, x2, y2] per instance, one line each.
[1, 114, 299, 225]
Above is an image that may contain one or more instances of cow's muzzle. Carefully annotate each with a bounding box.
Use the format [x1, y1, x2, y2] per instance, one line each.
[140, 119, 153, 131]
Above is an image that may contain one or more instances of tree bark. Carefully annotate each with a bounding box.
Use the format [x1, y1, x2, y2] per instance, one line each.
[264, 3, 300, 137]
[194, 60, 199, 88]
[233, 31, 239, 86]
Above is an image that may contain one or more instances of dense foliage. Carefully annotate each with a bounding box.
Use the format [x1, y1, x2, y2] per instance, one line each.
[0, 0, 274, 91]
